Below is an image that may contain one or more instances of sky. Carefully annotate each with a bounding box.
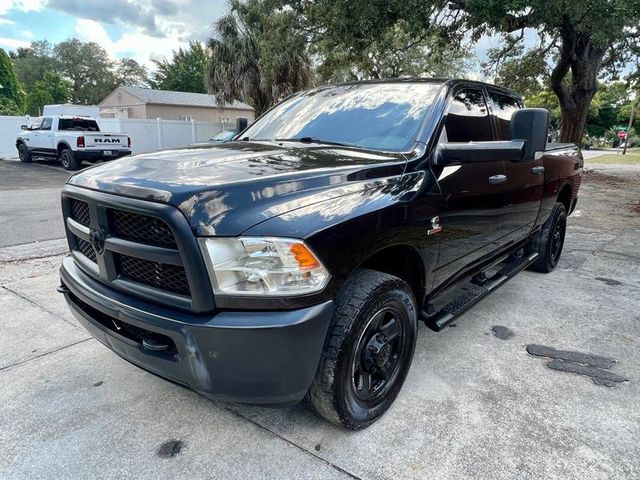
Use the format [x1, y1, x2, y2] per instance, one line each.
[0, 0, 228, 68]
[0, 0, 522, 78]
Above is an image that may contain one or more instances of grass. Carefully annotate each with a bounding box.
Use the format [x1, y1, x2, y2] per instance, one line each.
[586, 152, 640, 164]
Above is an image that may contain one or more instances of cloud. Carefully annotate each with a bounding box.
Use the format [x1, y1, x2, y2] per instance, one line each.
[48, 0, 163, 37]
[151, 0, 178, 16]
[0, 18, 15, 25]
[74, 18, 188, 68]
[2, 0, 227, 66]
[0, 37, 31, 49]
[0, 0, 45, 15]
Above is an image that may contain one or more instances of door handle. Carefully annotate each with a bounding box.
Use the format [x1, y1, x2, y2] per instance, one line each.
[530, 166, 545, 175]
[488, 175, 507, 185]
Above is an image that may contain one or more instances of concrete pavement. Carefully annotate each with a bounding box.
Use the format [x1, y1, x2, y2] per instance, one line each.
[0, 159, 70, 247]
[0, 162, 639, 479]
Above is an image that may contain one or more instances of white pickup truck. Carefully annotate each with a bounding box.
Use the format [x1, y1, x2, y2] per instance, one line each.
[16, 116, 131, 171]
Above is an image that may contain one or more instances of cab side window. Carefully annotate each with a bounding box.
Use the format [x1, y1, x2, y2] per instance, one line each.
[40, 117, 53, 131]
[488, 91, 521, 141]
[444, 88, 492, 142]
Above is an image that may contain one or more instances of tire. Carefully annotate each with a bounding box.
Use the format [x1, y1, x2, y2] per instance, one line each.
[17, 143, 31, 163]
[59, 148, 80, 171]
[529, 202, 567, 273]
[307, 268, 417, 430]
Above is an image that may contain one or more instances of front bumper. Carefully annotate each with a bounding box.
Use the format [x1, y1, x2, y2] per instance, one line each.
[60, 255, 334, 405]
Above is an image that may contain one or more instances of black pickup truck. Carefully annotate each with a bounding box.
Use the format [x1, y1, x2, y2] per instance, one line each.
[58, 79, 583, 430]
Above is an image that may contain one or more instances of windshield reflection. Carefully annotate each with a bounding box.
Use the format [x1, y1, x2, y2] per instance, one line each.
[243, 83, 442, 152]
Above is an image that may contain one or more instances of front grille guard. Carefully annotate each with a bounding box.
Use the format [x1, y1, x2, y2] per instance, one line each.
[61, 184, 215, 313]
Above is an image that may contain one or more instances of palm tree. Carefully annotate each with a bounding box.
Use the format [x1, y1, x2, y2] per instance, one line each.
[206, 0, 313, 116]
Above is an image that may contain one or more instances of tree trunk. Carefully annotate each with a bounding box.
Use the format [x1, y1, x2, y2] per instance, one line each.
[558, 92, 594, 144]
[550, 17, 606, 145]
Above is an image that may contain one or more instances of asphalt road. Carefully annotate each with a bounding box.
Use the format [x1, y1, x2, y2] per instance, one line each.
[0, 158, 638, 479]
[0, 159, 70, 248]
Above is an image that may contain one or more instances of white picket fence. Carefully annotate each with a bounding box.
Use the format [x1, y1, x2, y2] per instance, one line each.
[0, 115, 226, 159]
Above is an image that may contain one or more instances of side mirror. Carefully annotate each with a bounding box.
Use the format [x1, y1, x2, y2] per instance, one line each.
[20, 125, 28, 130]
[436, 141, 525, 165]
[510, 108, 549, 160]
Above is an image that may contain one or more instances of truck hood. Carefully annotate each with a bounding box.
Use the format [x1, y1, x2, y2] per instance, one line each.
[68, 141, 407, 235]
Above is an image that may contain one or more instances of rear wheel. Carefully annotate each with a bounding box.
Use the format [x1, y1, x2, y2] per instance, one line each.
[307, 269, 417, 430]
[18, 143, 31, 163]
[59, 148, 80, 171]
[529, 202, 567, 273]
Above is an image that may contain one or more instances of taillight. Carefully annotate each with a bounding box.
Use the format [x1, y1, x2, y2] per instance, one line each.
[77, 136, 85, 148]
[128, 136, 131, 148]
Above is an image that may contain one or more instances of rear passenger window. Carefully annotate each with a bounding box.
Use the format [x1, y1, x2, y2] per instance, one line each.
[488, 91, 521, 141]
[444, 88, 492, 142]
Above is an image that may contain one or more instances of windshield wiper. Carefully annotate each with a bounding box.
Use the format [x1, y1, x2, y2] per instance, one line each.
[274, 137, 359, 148]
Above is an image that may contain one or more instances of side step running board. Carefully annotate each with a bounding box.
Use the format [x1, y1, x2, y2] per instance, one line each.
[424, 252, 539, 331]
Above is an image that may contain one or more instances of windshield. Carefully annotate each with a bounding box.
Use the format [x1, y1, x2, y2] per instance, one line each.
[242, 82, 442, 152]
[58, 118, 100, 132]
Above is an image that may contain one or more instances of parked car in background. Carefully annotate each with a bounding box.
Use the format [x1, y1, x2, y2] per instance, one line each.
[209, 130, 237, 143]
[189, 129, 237, 147]
[57, 79, 582, 429]
[16, 116, 131, 171]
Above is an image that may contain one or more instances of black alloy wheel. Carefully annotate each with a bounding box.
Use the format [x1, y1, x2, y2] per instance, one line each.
[18, 144, 31, 163]
[307, 268, 417, 430]
[529, 201, 567, 273]
[351, 307, 405, 404]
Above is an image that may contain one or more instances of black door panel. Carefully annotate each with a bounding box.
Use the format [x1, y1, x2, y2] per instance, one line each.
[487, 90, 543, 244]
[431, 86, 509, 290]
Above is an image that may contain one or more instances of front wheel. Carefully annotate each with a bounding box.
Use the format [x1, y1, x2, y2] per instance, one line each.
[529, 202, 567, 273]
[307, 269, 417, 430]
[18, 143, 31, 163]
[59, 148, 81, 171]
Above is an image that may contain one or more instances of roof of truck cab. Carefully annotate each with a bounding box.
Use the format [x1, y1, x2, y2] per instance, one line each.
[329, 78, 522, 100]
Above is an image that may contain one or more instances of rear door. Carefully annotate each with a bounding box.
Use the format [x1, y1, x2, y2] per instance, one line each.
[432, 86, 509, 288]
[488, 90, 544, 245]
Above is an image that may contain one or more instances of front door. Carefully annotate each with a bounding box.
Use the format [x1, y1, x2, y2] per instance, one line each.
[431, 87, 509, 289]
[35, 117, 55, 154]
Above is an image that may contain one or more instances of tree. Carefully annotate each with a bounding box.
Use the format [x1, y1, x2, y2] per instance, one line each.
[450, 0, 640, 143]
[483, 45, 548, 98]
[317, 20, 470, 82]
[152, 42, 207, 93]
[26, 70, 73, 115]
[114, 58, 149, 88]
[53, 39, 116, 104]
[10, 40, 58, 93]
[206, 0, 313, 116]
[293, 0, 469, 82]
[0, 48, 25, 114]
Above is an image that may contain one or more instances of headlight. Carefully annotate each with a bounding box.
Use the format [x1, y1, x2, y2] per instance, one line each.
[198, 237, 330, 296]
